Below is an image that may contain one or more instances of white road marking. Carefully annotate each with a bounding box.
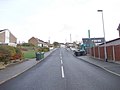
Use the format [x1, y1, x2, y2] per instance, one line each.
[61, 66, 65, 78]
[61, 60, 63, 64]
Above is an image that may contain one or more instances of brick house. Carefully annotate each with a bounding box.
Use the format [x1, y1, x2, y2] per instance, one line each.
[28, 37, 48, 47]
[0, 29, 17, 47]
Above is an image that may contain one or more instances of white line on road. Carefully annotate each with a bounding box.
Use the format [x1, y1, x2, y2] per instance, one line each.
[61, 60, 63, 64]
[61, 66, 65, 78]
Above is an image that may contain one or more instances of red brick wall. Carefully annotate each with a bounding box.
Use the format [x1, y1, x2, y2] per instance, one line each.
[0, 32, 5, 42]
[28, 37, 38, 46]
[9, 32, 17, 43]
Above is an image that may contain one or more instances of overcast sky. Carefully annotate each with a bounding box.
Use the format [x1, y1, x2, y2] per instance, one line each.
[0, 0, 120, 43]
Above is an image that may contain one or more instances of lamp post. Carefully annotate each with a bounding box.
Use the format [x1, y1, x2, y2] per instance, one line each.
[97, 10, 107, 62]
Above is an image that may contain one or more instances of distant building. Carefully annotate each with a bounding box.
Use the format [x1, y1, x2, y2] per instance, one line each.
[82, 38, 105, 54]
[0, 29, 17, 47]
[66, 43, 74, 48]
[28, 37, 48, 47]
[82, 38, 105, 47]
[60, 43, 65, 48]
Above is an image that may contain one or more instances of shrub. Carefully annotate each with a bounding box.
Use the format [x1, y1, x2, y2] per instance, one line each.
[7, 46, 16, 59]
[37, 48, 43, 52]
[21, 43, 34, 47]
[37, 47, 49, 52]
[43, 47, 49, 52]
[21, 48, 28, 51]
[13, 47, 23, 60]
[0, 46, 11, 64]
[0, 45, 23, 64]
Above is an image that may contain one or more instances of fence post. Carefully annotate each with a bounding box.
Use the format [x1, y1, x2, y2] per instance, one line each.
[90, 48, 92, 56]
[98, 46, 100, 59]
[112, 45, 115, 61]
[93, 47, 95, 58]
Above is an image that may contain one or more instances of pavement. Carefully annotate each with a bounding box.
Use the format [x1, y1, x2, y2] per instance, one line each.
[66, 48, 120, 77]
[77, 56, 120, 76]
[0, 48, 57, 84]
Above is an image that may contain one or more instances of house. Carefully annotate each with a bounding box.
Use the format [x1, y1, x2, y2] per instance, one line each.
[28, 37, 48, 47]
[0, 29, 17, 47]
[99, 38, 120, 46]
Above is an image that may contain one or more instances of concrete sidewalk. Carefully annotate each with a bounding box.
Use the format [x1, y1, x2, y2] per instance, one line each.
[0, 48, 57, 84]
[78, 56, 120, 76]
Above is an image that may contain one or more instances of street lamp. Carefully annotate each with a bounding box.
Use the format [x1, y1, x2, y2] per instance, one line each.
[97, 10, 107, 62]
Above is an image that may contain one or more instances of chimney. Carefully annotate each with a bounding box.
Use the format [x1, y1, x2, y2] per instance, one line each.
[117, 24, 120, 37]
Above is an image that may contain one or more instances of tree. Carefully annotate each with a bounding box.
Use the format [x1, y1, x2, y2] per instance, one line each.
[53, 42, 60, 47]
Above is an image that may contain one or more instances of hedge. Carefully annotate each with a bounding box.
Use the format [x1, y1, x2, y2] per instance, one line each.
[0, 45, 23, 64]
[0, 46, 11, 64]
[37, 47, 50, 52]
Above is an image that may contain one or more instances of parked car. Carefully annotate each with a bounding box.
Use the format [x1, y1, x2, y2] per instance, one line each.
[74, 49, 86, 56]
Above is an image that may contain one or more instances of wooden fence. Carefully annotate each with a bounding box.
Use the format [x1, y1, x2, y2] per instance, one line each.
[90, 45, 120, 61]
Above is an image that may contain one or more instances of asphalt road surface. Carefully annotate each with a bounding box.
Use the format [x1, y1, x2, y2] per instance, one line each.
[0, 48, 120, 90]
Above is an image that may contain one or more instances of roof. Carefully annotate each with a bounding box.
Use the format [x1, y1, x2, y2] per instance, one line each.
[30, 37, 46, 44]
[0, 29, 9, 32]
[117, 24, 120, 31]
[99, 37, 120, 45]
[0, 30, 4, 32]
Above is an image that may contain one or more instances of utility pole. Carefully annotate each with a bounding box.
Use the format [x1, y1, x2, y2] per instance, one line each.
[70, 34, 72, 43]
[97, 10, 107, 62]
[88, 30, 91, 55]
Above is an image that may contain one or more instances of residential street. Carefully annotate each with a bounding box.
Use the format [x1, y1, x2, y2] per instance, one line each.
[0, 48, 120, 90]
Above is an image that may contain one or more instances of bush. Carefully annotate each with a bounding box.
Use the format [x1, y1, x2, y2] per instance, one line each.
[37, 47, 49, 52]
[21, 43, 34, 47]
[0, 46, 11, 64]
[43, 47, 49, 52]
[6, 46, 16, 59]
[13, 47, 23, 60]
[0, 45, 23, 64]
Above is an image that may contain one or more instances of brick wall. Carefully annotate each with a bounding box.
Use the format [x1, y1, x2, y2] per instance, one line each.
[28, 37, 38, 46]
[9, 32, 17, 43]
[0, 32, 5, 43]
